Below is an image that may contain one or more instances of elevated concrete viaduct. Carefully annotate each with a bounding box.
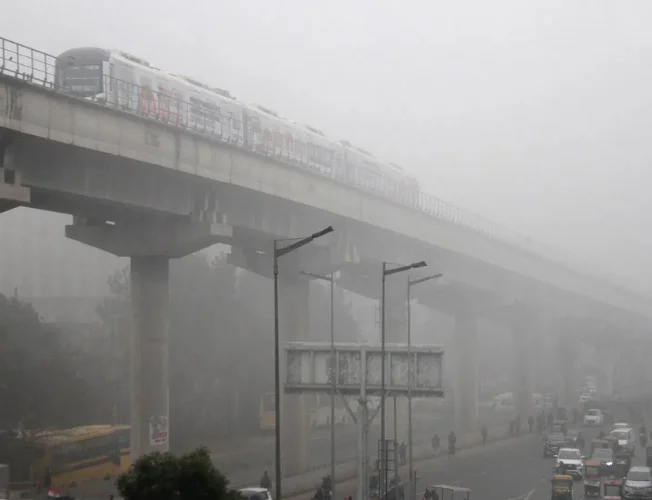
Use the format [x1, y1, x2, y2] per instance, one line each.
[2, 61, 652, 478]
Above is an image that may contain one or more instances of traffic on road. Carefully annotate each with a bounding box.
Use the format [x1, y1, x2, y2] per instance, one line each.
[287, 375, 652, 500]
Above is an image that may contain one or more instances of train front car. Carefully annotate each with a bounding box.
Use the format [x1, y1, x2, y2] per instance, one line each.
[55, 47, 110, 98]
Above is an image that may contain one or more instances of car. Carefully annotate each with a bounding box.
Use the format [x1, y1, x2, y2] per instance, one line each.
[584, 409, 604, 426]
[565, 429, 582, 447]
[613, 422, 631, 430]
[238, 488, 273, 500]
[556, 447, 585, 479]
[579, 393, 592, 405]
[623, 466, 652, 499]
[545, 432, 569, 457]
[611, 428, 636, 456]
[591, 447, 615, 473]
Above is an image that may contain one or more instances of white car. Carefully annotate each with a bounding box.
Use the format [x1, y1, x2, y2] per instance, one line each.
[239, 488, 273, 500]
[556, 448, 585, 479]
[578, 393, 592, 405]
[584, 409, 604, 426]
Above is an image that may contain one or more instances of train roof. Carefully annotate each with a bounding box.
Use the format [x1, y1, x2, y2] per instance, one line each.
[57, 47, 111, 64]
[170, 73, 235, 99]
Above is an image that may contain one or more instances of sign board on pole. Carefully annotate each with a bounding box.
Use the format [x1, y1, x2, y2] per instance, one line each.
[284, 342, 443, 396]
[148, 416, 169, 446]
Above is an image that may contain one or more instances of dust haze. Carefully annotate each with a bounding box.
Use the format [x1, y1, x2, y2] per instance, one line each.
[0, 0, 651, 495]
[2, 0, 652, 290]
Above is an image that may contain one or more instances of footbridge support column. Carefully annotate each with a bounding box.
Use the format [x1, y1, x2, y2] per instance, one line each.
[452, 312, 478, 432]
[279, 274, 311, 476]
[66, 217, 232, 460]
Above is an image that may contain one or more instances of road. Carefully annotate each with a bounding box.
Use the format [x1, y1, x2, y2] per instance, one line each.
[216, 409, 510, 488]
[308, 420, 647, 500]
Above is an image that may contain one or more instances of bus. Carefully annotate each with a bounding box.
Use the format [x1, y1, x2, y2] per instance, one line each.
[259, 393, 352, 432]
[24, 425, 130, 490]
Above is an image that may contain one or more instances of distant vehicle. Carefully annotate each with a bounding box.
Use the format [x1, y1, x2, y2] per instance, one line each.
[2, 425, 130, 490]
[578, 394, 592, 405]
[239, 487, 273, 500]
[610, 428, 636, 456]
[553, 420, 568, 434]
[565, 429, 582, 447]
[603, 478, 623, 500]
[583, 460, 602, 497]
[545, 433, 568, 457]
[584, 409, 604, 426]
[623, 466, 652, 499]
[613, 422, 630, 429]
[591, 447, 615, 473]
[556, 448, 585, 479]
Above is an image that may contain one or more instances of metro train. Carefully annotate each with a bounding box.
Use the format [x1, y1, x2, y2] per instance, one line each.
[54, 47, 421, 207]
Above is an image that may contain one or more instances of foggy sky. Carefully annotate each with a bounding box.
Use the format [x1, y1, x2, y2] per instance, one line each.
[3, 1, 652, 293]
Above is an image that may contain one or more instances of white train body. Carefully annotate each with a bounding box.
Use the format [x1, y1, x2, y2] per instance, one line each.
[55, 47, 420, 207]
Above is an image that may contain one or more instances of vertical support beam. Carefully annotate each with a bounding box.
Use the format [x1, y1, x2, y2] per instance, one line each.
[130, 256, 170, 460]
[383, 280, 409, 443]
[452, 313, 478, 432]
[279, 275, 310, 475]
[513, 324, 533, 421]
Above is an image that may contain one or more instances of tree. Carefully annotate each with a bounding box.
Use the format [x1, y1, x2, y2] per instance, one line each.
[0, 293, 93, 432]
[117, 447, 240, 500]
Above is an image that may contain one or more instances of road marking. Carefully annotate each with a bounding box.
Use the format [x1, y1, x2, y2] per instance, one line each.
[508, 488, 536, 500]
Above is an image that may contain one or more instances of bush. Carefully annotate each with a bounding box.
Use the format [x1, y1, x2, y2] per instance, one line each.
[117, 447, 241, 500]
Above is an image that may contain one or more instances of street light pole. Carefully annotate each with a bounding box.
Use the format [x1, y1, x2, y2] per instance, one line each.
[273, 226, 334, 500]
[380, 260, 427, 500]
[329, 271, 336, 500]
[406, 273, 442, 500]
[300, 270, 337, 500]
[380, 261, 387, 499]
[406, 278, 412, 500]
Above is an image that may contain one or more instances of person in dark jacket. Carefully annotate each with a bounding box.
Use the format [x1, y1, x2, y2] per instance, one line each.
[260, 470, 272, 490]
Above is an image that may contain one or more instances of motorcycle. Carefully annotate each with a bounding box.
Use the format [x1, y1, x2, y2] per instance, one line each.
[312, 487, 331, 500]
[319, 476, 332, 500]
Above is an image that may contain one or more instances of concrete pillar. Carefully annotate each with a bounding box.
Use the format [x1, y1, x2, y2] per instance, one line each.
[65, 218, 232, 461]
[452, 313, 478, 432]
[279, 275, 310, 475]
[513, 326, 533, 420]
[129, 256, 170, 459]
